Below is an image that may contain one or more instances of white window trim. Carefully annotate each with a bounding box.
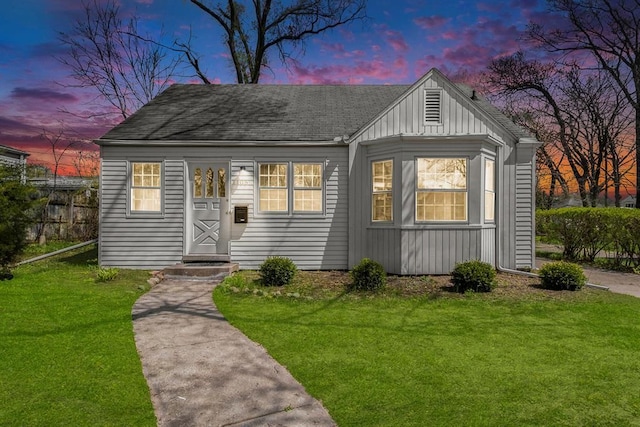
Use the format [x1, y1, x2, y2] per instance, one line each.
[256, 161, 326, 216]
[371, 159, 394, 223]
[484, 158, 496, 223]
[127, 160, 165, 218]
[415, 157, 468, 223]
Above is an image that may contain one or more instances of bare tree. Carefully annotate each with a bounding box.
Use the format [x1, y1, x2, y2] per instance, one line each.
[529, 0, 640, 207]
[59, 0, 180, 119]
[186, 0, 366, 83]
[486, 52, 634, 207]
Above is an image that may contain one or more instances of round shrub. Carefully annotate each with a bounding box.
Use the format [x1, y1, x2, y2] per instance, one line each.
[538, 261, 586, 291]
[350, 258, 386, 291]
[451, 260, 496, 293]
[259, 256, 297, 286]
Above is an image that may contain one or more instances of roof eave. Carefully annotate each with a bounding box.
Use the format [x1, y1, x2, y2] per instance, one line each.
[94, 138, 348, 147]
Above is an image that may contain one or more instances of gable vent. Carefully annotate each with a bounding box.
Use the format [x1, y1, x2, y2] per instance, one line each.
[424, 89, 442, 124]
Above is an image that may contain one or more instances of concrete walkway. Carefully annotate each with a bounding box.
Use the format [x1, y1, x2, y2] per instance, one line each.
[132, 279, 335, 427]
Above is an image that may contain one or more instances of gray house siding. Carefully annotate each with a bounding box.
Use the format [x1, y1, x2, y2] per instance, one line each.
[99, 155, 185, 269]
[97, 71, 538, 273]
[99, 145, 348, 270]
[348, 70, 532, 274]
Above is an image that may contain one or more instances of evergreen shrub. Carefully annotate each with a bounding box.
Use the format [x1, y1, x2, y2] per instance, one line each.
[350, 258, 386, 291]
[259, 256, 297, 286]
[538, 261, 586, 291]
[451, 260, 496, 293]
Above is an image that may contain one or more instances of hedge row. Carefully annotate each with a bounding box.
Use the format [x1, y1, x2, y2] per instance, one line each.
[536, 207, 640, 266]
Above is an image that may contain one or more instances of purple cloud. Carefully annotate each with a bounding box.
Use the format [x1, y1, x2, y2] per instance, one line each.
[287, 56, 409, 84]
[381, 28, 409, 54]
[11, 87, 78, 102]
[414, 16, 450, 30]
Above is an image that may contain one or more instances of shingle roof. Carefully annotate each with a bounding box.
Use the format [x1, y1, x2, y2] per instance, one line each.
[99, 84, 410, 142]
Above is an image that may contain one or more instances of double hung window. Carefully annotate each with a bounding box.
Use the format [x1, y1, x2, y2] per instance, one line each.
[258, 162, 323, 213]
[372, 159, 393, 222]
[485, 159, 495, 222]
[131, 162, 162, 213]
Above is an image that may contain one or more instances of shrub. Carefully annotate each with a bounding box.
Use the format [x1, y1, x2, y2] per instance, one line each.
[451, 260, 496, 293]
[95, 267, 119, 282]
[538, 261, 586, 291]
[350, 258, 386, 291]
[536, 207, 640, 267]
[259, 256, 297, 286]
[0, 164, 39, 274]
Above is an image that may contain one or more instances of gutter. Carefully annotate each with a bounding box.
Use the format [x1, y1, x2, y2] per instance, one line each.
[491, 146, 607, 291]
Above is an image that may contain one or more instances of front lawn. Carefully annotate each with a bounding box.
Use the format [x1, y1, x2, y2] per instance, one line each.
[215, 271, 640, 426]
[0, 245, 156, 426]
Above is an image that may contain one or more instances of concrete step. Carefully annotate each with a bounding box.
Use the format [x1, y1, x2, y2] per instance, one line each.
[162, 262, 239, 280]
[182, 254, 231, 263]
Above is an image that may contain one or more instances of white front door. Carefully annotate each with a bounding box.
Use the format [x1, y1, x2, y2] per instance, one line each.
[186, 162, 230, 255]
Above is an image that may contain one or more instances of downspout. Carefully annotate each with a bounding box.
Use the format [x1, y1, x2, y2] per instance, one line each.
[493, 142, 608, 291]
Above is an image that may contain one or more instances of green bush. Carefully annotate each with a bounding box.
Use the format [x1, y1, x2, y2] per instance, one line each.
[350, 258, 386, 291]
[0, 164, 39, 274]
[538, 261, 586, 291]
[451, 260, 496, 293]
[536, 208, 640, 267]
[95, 267, 119, 282]
[259, 256, 297, 286]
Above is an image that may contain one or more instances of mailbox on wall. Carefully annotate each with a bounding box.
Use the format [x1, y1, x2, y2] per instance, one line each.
[234, 206, 248, 223]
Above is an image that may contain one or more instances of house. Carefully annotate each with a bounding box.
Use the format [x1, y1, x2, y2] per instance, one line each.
[621, 195, 636, 208]
[0, 144, 29, 182]
[95, 68, 540, 274]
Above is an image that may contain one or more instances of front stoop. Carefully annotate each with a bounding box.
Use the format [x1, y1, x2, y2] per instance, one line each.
[163, 257, 239, 281]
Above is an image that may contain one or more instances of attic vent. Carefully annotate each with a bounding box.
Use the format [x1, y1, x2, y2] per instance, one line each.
[424, 89, 442, 124]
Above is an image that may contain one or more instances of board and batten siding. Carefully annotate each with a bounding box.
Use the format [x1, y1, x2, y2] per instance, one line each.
[99, 157, 185, 269]
[99, 145, 348, 270]
[351, 72, 505, 146]
[348, 70, 535, 273]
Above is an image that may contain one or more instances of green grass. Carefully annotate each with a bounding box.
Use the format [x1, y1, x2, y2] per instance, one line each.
[0, 245, 156, 426]
[214, 277, 640, 426]
[18, 240, 84, 261]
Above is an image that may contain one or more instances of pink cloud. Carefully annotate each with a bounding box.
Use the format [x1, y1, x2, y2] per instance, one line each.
[414, 16, 450, 30]
[379, 25, 409, 53]
[287, 57, 409, 84]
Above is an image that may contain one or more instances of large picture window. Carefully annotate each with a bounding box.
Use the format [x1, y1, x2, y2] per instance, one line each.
[416, 158, 467, 221]
[131, 162, 161, 212]
[259, 162, 324, 213]
[485, 159, 495, 222]
[372, 159, 393, 222]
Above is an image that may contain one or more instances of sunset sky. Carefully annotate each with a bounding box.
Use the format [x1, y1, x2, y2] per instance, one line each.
[0, 0, 556, 174]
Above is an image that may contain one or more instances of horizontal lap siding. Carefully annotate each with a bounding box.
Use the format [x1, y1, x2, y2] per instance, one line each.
[229, 147, 349, 270]
[99, 159, 184, 269]
[515, 146, 536, 268]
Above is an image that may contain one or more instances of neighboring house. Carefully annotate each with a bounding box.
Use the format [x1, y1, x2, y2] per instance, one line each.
[0, 144, 29, 182]
[621, 195, 637, 208]
[96, 68, 541, 274]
